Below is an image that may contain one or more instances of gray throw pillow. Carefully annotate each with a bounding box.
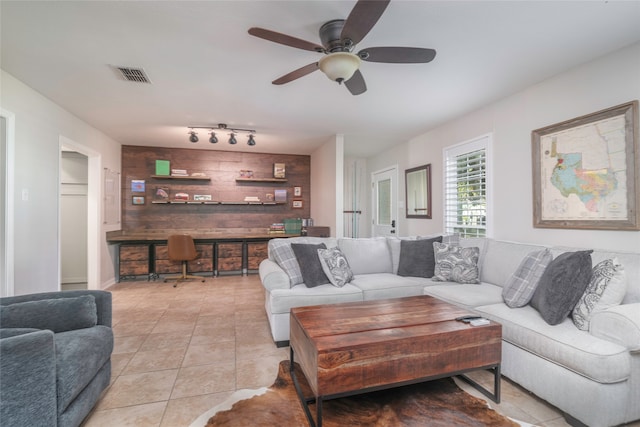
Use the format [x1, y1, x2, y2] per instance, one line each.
[291, 243, 329, 288]
[318, 247, 353, 287]
[530, 250, 593, 325]
[432, 242, 480, 284]
[270, 240, 304, 287]
[397, 236, 442, 278]
[0, 295, 97, 333]
[502, 249, 553, 308]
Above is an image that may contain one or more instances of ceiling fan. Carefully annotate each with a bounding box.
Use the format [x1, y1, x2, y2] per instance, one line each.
[248, 0, 436, 95]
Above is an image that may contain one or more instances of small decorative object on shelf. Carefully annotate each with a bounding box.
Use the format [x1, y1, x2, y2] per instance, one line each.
[190, 172, 207, 178]
[265, 193, 274, 202]
[132, 196, 145, 205]
[174, 192, 189, 201]
[269, 223, 286, 234]
[239, 169, 254, 178]
[194, 194, 212, 201]
[292, 200, 303, 209]
[171, 169, 188, 177]
[155, 160, 170, 176]
[274, 189, 287, 202]
[273, 163, 286, 179]
[155, 186, 169, 200]
[293, 186, 302, 197]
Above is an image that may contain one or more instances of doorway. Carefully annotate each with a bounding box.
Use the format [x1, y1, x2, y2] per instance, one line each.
[371, 166, 398, 237]
[60, 150, 88, 290]
[1, 110, 15, 297]
[59, 137, 101, 290]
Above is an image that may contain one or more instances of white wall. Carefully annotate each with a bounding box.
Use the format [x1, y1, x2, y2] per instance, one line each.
[311, 135, 344, 237]
[366, 42, 640, 253]
[1, 70, 121, 295]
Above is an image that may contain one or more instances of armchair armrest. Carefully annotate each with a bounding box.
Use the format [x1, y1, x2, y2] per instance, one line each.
[590, 303, 640, 352]
[259, 259, 291, 291]
[0, 330, 57, 426]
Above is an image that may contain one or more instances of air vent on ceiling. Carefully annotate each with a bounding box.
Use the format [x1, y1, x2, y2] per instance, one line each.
[112, 66, 152, 83]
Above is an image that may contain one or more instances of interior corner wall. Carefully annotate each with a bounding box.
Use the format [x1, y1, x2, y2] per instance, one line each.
[311, 135, 344, 237]
[1, 70, 122, 295]
[366, 42, 640, 253]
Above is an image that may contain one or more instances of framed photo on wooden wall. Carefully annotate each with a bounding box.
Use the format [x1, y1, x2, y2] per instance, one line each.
[132, 196, 145, 205]
[292, 200, 303, 209]
[293, 186, 302, 197]
[273, 163, 286, 179]
[532, 101, 639, 230]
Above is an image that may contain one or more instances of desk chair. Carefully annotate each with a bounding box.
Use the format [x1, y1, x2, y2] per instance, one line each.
[164, 234, 205, 287]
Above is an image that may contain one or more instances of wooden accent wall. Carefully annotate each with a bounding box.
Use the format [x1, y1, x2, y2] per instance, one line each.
[121, 146, 311, 231]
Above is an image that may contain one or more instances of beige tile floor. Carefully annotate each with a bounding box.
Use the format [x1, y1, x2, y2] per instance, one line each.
[82, 275, 637, 427]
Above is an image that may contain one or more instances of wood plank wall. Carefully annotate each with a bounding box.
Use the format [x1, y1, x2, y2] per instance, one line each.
[121, 146, 311, 231]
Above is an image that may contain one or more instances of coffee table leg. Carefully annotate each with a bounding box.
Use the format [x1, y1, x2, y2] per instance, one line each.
[458, 364, 501, 403]
[290, 347, 323, 427]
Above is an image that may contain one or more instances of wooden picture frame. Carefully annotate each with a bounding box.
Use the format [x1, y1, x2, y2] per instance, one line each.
[292, 200, 303, 209]
[405, 164, 432, 219]
[273, 163, 286, 179]
[293, 186, 302, 197]
[132, 196, 145, 205]
[532, 101, 639, 230]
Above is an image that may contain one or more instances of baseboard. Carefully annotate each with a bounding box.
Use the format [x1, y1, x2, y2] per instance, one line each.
[101, 277, 116, 290]
[275, 340, 290, 348]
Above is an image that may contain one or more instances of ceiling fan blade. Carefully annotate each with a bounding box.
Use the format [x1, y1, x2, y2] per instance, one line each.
[341, 0, 390, 46]
[359, 47, 437, 63]
[272, 62, 319, 85]
[345, 69, 367, 95]
[248, 27, 325, 52]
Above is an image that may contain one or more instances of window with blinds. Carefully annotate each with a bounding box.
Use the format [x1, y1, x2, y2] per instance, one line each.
[444, 135, 490, 238]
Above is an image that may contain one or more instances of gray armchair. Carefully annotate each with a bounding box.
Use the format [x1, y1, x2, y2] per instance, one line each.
[0, 290, 113, 427]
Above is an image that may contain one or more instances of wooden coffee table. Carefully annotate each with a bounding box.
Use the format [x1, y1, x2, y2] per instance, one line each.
[289, 295, 502, 427]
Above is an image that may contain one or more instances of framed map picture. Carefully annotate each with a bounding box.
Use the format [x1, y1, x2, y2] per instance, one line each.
[532, 101, 639, 230]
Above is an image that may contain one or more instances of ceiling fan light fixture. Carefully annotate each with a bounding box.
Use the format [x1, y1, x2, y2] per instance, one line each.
[318, 52, 361, 83]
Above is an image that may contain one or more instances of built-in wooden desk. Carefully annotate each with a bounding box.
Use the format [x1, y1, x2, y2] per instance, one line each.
[107, 229, 299, 281]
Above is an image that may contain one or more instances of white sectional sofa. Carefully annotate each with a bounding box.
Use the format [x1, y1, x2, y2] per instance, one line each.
[258, 235, 640, 427]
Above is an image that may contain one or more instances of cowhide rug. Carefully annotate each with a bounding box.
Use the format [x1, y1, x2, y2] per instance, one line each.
[191, 361, 526, 427]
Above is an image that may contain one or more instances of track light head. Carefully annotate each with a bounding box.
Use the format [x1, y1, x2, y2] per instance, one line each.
[188, 131, 198, 143]
[209, 132, 218, 144]
[229, 133, 237, 145]
[247, 134, 256, 146]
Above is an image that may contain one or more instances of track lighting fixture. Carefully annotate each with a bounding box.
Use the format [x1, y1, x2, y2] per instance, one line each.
[187, 123, 257, 146]
[188, 130, 198, 143]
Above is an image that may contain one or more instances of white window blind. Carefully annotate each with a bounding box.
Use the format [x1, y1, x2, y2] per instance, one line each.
[444, 135, 490, 238]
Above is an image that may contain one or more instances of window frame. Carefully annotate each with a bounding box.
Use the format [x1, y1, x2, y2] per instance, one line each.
[442, 133, 493, 238]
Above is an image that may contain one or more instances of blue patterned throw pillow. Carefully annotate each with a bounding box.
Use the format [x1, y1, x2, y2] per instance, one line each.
[318, 247, 353, 287]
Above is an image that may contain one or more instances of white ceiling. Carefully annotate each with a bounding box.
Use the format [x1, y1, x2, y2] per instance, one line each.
[2, 1, 640, 157]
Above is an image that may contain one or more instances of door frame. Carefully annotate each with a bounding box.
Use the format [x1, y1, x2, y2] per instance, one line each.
[1, 109, 15, 296]
[371, 165, 398, 237]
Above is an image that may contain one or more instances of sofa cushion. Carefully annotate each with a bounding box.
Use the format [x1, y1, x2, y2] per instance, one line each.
[397, 236, 442, 278]
[573, 258, 626, 331]
[476, 303, 630, 384]
[502, 249, 553, 308]
[432, 243, 480, 284]
[0, 328, 41, 338]
[423, 283, 504, 309]
[291, 243, 329, 288]
[54, 325, 114, 413]
[270, 240, 304, 286]
[338, 237, 393, 275]
[481, 240, 548, 287]
[268, 283, 363, 314]
[318, 247, 353, 287]
[350, 273, 431, 300]
[0, 295, 97, 333]
[531, 250, 593, 325]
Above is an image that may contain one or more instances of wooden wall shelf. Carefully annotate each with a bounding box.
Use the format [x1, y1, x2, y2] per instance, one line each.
[235, 177, 287, 183]
[151, 175, 211, 181]
[151, 200, 285, 205]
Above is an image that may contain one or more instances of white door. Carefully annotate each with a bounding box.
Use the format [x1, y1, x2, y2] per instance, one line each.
[371, 167, 397, 237]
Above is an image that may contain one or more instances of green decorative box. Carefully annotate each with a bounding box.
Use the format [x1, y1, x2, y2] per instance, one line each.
[155, 160, 170, 176]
